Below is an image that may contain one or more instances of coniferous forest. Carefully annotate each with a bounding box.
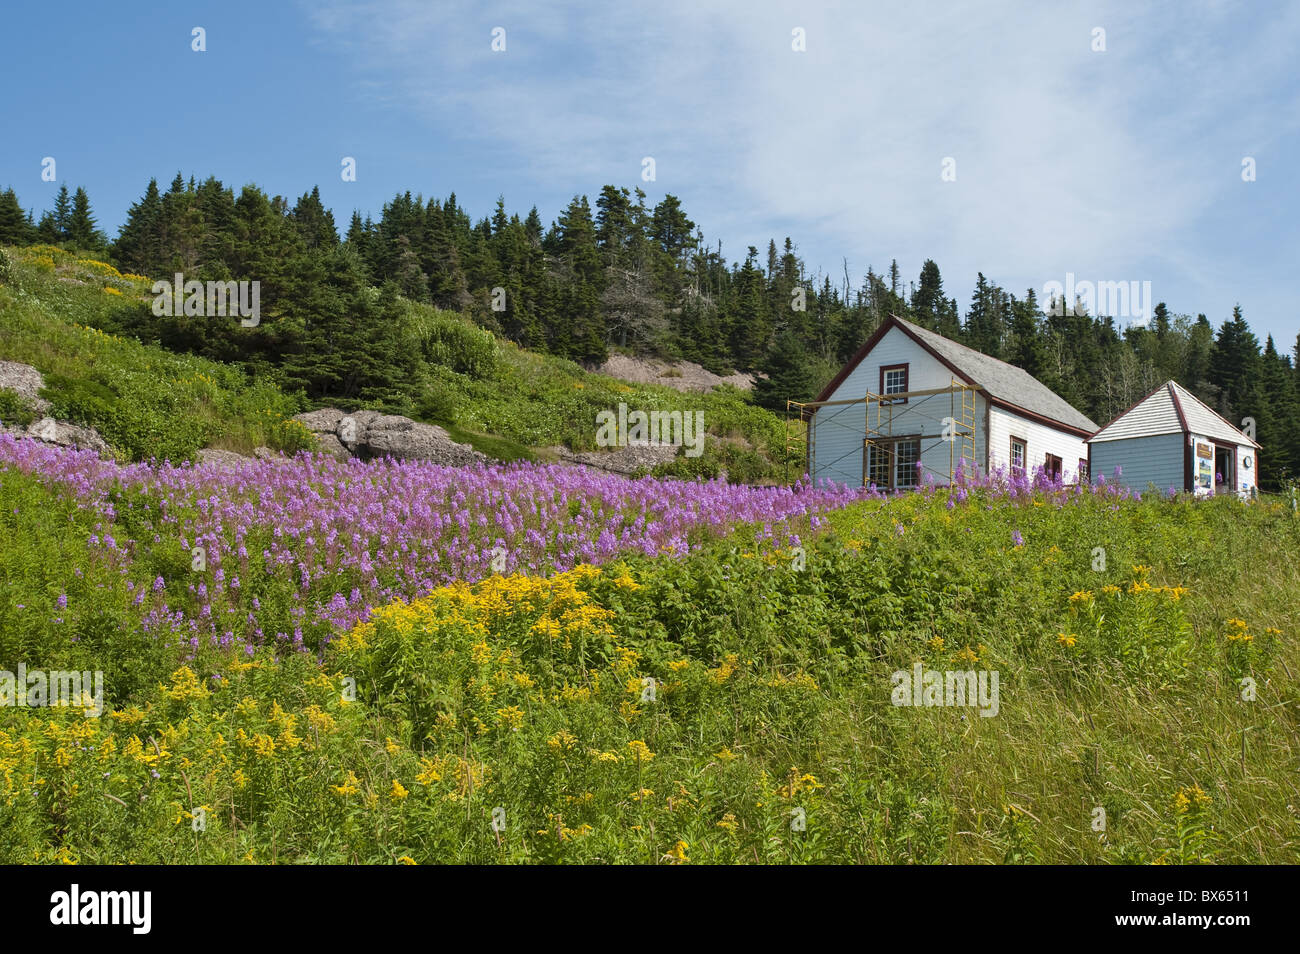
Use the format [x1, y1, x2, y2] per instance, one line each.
[1, 176, 1296, 487]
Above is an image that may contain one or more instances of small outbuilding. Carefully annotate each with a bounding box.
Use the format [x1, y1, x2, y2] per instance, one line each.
[1087, 380, 1260, 498]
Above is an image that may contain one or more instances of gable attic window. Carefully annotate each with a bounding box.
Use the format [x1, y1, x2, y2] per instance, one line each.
[880, 364, 909, 405]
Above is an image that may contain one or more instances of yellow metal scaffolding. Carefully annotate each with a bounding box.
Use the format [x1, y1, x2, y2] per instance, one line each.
[787, 379, 978, 487]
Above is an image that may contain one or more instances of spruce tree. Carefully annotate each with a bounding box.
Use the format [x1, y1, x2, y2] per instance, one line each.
[0, 188, 31, 245]
[52, 184, 72, 242]
[67, 186, 106, 251]
[1208, 305, 1260, 415]
[114, 178, 163, 273]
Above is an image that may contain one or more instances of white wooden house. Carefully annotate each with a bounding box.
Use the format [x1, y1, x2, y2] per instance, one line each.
[803, 315, 1098, 488]
[1087, 380, 1260, 498]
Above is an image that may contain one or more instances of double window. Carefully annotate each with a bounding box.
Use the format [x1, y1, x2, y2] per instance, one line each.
[1044, 453, 1063, 481]
[866, 436, 921, 489]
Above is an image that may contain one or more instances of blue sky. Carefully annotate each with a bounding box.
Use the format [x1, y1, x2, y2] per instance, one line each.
[2, 0, 1297, 348]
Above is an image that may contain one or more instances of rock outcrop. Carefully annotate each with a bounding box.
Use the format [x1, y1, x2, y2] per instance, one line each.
[0, 362, 114, 458]
[25, 417, 113, 457]
[0, 360, 52, 415]
[194, 448, 251, 466]
[0, 360, 490, 469]
[551, 442, 680, 476]
[587, 354, 757, 394]
[292, 408, 487, 466]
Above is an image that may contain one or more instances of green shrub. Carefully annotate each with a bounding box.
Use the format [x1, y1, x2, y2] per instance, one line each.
[408, 307, 499, 379]
[40, 373, 119, 425]
[415, 374, 464, 426]
[0, 387, 36, 428]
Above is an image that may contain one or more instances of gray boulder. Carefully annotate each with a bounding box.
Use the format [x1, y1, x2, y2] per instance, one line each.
[292, 408, 345, 433]
[314, 432, 352, 461]
[0, 360, 51, 416]
[363, 416, 484, 465]
[284, 406, 488, 466]
[27, 417, 113, 457]
[558, 443, 680, 476]
[195, 448, 251, 466]
[337, 410, 382, 451]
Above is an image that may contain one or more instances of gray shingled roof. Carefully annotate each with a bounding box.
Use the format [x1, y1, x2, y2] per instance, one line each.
[1089, 381, 1260, 447]
[895, 316, 1099, 433]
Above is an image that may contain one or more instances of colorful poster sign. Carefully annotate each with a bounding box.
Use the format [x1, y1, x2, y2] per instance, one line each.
[1194, 440, 1213, 496]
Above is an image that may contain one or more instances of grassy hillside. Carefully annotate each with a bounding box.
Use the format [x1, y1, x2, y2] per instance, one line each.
[407, 300, 788, 479]
[0, 246, 313, 461]
[0, 245, 793, 478]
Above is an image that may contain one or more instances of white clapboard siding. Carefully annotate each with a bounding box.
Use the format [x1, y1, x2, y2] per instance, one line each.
[1089, 386, 1180, 441]
[1235, 443, 1258, 495]
[987, 405, 1090, 482]
[1090, 432, 1185, 491]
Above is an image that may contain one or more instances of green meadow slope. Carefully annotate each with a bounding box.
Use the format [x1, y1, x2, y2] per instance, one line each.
[0, 244, 792, 477]
[0, 456, 1296, 863]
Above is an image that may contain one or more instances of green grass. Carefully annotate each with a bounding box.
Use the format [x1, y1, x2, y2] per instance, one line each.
[1, 459, 1295, 863]
[443, 424, 536, 463]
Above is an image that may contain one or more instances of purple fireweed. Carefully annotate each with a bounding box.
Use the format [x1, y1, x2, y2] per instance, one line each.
[0, 437, 1138, 655]
[0, 438, 870, 651]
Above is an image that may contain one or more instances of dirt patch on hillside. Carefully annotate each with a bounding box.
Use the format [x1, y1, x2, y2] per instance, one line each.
[590, 354, 756, 393]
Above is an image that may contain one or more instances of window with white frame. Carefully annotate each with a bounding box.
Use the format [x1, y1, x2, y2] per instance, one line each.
[895, 438, 920, 487]
[1010, 437, 1026, 473]
[880, 364, 908, 405]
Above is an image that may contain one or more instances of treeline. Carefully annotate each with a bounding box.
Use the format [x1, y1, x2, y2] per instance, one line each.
[2, 177, 1298, 487]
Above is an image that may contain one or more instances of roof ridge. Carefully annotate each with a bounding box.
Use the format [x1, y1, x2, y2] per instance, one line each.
[1167, 380, 1190, 433]
[892, 314, 1005, 365]
[1167, 379, 1260, 447]
[1087, 378, 1260, 448]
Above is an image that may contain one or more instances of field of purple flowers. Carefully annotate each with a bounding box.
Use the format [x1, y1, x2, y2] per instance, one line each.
[0, 435, 869, 655]
[5, 429, 1299, 865]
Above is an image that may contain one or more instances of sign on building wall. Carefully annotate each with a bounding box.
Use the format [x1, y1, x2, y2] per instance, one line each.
[1194, 440, 1214, 497]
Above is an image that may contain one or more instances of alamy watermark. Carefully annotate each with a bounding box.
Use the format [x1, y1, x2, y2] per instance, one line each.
[891, 663, 999, 717]
[0, 664, 104, 717]
[1042, 273, 1153, 325]
[595, 403, 704, 457]
[49, 884, 150, 934]
[151, 273, 260, 327]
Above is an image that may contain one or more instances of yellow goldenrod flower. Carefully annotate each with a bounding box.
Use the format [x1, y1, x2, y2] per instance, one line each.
[662, 840, 689, 864]
[331, 771, 361, 797]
